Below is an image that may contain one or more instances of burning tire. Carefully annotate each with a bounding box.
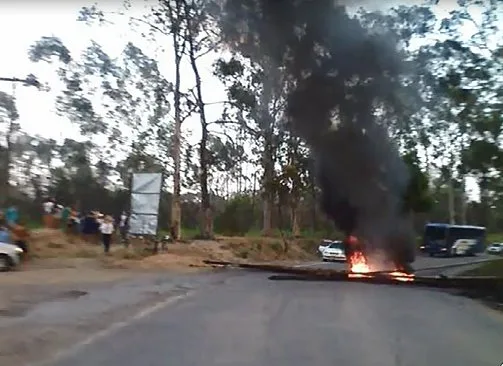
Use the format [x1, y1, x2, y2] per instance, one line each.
[344, 234, 415, 275]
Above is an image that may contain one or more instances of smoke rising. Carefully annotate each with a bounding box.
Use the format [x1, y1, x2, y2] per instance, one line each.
[217, 0, 416, 267]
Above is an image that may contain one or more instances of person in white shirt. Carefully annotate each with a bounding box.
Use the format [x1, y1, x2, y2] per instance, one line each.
[43, 199, 54, 214]
[99, 215, 114, 253]
[42, 199, 55, 228]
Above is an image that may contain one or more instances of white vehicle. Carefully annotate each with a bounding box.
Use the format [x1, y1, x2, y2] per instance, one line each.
[487, 243, 503, 255]
[0, 242, 23, 272]
[322, 242, 346, 262]
[318, 239, 335, 254]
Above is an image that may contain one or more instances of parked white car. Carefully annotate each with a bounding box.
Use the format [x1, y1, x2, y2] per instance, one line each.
[0, 242, 23, 271]
[318, 239, 334, 254]
[322, 242, 347, 262]
[487, 243, 503, 255]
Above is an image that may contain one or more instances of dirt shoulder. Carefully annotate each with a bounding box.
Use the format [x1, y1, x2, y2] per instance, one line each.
[22, 228, 319, 272]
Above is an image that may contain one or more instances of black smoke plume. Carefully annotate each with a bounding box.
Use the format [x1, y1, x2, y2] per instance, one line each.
[216, 0, 416, 268]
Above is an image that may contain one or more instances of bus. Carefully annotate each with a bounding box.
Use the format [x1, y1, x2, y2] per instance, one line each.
[421, 223, 486, 257]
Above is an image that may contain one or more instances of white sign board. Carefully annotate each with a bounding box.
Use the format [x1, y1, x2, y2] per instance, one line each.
[128, 213, 159, 236]
[132, 173, 163, 194]
[129, 173, 162, 235]
[131, 193, 160, 215]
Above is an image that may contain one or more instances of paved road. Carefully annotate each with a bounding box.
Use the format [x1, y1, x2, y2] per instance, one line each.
[300, 253, 496, 275]
[48, 270, 503, 366]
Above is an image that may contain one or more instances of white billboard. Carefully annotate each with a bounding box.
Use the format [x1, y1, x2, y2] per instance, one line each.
[132, 173, 163, 194]
[131, 193, 160, 215]
[129, 173, 162, 235]
[128, 213, 159, 236]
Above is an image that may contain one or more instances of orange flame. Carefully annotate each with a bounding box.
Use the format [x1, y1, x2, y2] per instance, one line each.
[348, 250, 414, 282]
[349, 251, 371, 273]
[388, 271, 414, 282]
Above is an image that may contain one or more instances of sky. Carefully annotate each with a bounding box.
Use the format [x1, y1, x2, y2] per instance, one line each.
[0, 0, 489, 200]
[0, 1, 228, 143]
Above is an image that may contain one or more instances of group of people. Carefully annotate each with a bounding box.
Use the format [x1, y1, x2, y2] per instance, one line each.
[42, 199, 130, 253]
[42, 198, 78, 231]
[0, 206, 29, 254]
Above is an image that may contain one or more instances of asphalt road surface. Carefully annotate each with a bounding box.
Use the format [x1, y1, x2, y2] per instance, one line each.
[47, 269, 503, 366]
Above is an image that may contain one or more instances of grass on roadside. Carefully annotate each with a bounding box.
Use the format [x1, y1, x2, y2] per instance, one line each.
[462, 258, 503, 277]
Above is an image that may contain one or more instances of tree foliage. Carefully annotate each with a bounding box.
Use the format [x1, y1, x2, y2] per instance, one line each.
[3, 0, 503, 237]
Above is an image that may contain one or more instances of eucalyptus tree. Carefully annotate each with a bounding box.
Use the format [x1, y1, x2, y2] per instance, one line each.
[213, 55, 290, 235]
[28, 36, 172, 194]
[0, 91, 19, 204]
[80, 1, 219, 238]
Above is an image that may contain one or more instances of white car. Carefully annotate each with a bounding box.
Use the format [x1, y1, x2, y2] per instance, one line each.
[0, 242, 23, 271]
[322, 242, 347, 262]
[318, 239, 334, 254]
[487, 243, 503, 255]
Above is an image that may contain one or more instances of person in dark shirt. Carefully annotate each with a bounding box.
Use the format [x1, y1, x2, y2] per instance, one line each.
[81, 212, 97, 243]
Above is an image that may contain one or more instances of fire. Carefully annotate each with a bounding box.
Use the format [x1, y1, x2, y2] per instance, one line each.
[388, 271, 414, 282]
[349, 251, 371, 273]
[348, 250, 414, 282]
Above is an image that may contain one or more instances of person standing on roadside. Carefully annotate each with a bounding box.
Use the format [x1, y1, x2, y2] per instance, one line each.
[5, 205, 18, 225]
[10, 218, 29, 255]
[42, 198, 54, 228]
[99, 215, 114, 254]
[118, 211, 129, 246]
[0, 223, 11, 243]
[61, 205, 70, 231]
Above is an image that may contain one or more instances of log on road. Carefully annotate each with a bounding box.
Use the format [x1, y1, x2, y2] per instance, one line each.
[202, 260, 503, 291]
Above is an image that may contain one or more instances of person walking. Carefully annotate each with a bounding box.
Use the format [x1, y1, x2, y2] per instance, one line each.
[99, 215, 114, 254]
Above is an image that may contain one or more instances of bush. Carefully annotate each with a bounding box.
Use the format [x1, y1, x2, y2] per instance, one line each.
[214, 195, 259, 236]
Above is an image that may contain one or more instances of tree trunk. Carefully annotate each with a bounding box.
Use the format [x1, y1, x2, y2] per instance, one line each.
[185, 0, 212, 238]
[262, 142, 274, 236]
[260, 76, 274, 236]
[0, 117, 15, 206]
[198, 122, 211, 238]
[168, 0, 183, 240]
[291, 203, 300, 237]
[447, 176, 456, 224]
[480, 175, 490, 227]
[171, 53, 182, 240]
[460, 175, 467, 225]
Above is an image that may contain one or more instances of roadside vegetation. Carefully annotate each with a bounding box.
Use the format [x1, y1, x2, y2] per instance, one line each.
[462, 259, 503, 277]
[0, 1, 502, 275]
[24, 228, 319, 272]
